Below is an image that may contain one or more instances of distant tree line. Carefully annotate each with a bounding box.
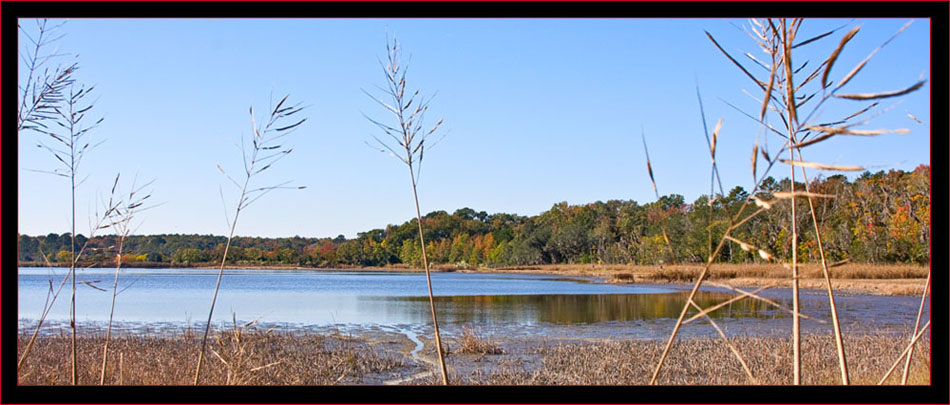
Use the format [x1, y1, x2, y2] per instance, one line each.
[18, 166, 930, 267]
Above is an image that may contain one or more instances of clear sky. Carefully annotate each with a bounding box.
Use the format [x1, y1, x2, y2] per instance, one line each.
[17, 18, 931, 239]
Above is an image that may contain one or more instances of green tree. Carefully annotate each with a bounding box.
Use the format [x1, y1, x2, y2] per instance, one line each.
[57, 250, 72, 264]
[399, 239, 421, 267]
[173, 248, 206, 263]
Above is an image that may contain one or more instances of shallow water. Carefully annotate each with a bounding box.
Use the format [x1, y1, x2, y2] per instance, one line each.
[16, 267, 711, 325]
[17, 267, 927, 340]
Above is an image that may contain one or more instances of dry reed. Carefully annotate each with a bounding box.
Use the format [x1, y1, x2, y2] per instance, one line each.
[363, 34, 450, 385]
[193, 95, 307, 384]
[649, 18, 926, 385]
[21, 48, 106, 382]
[99, 174, 153, 384]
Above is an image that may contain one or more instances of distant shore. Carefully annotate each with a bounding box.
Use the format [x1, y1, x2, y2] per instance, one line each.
[18, 261, 928, 296]
[16, 261, 434, 272]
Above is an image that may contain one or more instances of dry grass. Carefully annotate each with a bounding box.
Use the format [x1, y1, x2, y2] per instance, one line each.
[451, 327, 505, 356]
[496, 264, 637, 273]
[718, 277, 928, 297]
[606, 272, 636, 283]
[417, 334, 930, 385]
[17, 330, 405, 385]
[488, 263, 928, 296]
[643, 263, 929, 282]
[640, 264, 928, 296]
[495, 263, 927, 279]
[20, 331, 930, 386]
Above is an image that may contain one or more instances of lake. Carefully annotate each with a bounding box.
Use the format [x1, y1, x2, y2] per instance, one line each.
[17, 267, 923, 339]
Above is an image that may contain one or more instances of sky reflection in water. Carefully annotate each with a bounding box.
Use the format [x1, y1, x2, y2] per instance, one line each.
[17, 268, 789, 329]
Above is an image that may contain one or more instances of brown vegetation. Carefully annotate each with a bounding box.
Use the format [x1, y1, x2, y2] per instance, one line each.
[17, 328, 930, 386]
[488, 263, 928, 296]
[420, 334, 931, 385]
[450, 327, 505, 356]
[17, 330, 405, 385]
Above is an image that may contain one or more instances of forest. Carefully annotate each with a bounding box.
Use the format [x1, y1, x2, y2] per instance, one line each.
[18, 166, 930, 268]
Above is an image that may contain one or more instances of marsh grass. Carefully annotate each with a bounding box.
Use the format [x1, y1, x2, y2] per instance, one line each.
[642, 263, 928, 282]
[417, 334, 930, 386]
[452, 327, 505, 356]
[18, 330, 405, 385]
[606, 272, 636, 283]
[489, 263, 927, 296]
[17, 19, 928, 388]
[17, 332, 930, 386]
[900, 272, 930, 384]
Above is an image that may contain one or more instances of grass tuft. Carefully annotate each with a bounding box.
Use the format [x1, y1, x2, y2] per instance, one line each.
[452, 327, 505, 356]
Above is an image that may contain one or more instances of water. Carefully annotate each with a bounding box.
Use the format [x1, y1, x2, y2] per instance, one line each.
[17, 267, 925, 339]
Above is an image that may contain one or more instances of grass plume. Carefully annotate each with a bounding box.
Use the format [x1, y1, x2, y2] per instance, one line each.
[18, 19, 78, 133]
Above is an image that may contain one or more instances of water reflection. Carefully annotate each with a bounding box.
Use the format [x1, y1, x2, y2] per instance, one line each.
[377, 292, 780, 325]
[18, 268, 780, 327]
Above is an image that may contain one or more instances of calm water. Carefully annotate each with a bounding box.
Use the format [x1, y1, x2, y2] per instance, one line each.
[17, 267, 924, 339]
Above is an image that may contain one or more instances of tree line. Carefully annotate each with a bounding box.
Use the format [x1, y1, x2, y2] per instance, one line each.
[18, 166, 930, 268]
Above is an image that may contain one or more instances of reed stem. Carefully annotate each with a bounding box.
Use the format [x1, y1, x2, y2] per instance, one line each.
[796, 156, 849, 384]
[100, 247, 123, 385]
[878, 321, 930, 385]
[69, 95, 79, 386]
[194, 179, 246, 385]
[409, 165, 449, 385]
[900, 271, 930, 384]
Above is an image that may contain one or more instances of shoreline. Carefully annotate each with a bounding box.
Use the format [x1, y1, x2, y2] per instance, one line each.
[18, 262, 928, 296]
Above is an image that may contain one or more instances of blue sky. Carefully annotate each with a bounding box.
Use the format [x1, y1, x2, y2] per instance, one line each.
[17, 18, 931, 239]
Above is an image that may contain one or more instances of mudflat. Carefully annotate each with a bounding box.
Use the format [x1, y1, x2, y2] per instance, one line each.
[16, 326, 930, 386]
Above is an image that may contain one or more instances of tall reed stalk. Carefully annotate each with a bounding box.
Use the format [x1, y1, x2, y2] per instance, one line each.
[25, 80, 104, 385]
[363, 35, 449, 384]
[650, 18, 924, 385]
[795, 151, 849, 384]
[781, 21, 802, 384]
[99, 174, 153, 384]
[20, 81, 117, 383]
[193, 96, 306, 385]
[16, 18, 80, 376]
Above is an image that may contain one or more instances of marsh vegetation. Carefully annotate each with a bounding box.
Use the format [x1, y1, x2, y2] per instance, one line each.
[17, 17, 930, 388]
